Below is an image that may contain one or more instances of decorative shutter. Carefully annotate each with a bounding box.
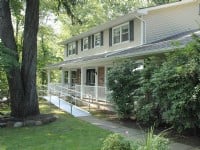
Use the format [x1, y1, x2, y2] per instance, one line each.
[129, 20, 134, 41]
[88, 36, 91, 49]
[81, 39, 83, 51]
[109, 28, 112, 47]
[100, 31, 104, 46]
[66, 44, 68, 57]
[92, 35, 94, 48]
[76, 41, 78, 54]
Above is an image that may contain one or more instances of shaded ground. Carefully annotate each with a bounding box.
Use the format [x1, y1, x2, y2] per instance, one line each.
[90, 109, 200, 148]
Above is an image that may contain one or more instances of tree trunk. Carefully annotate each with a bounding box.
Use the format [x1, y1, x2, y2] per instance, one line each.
[0, 0, 40, 118]
[21, 0, 40, 116]
[0, 0, 25, 117]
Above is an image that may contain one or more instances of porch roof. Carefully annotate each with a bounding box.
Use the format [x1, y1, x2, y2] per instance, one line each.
[47, 29, 200, 69]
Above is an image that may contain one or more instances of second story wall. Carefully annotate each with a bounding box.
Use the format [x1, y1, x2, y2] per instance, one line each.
[64, 18, 142, 60]
[144, 1, 200, 43]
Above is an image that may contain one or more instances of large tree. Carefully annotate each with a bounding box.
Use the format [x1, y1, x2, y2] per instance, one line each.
[0, 0, 39, 118]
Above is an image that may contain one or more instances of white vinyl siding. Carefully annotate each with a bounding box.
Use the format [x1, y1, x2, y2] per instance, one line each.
[145, 2, 199, 43]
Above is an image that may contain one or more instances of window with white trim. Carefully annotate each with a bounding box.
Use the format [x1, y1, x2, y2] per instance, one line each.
[68, 42, 76, 55]
[94, 33, 101, 47]
[112, 23, 129, 44]
[83, 37, 88, 50]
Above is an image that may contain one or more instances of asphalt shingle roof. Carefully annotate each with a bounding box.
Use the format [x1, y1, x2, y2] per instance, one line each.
[48, 30, 200, 69]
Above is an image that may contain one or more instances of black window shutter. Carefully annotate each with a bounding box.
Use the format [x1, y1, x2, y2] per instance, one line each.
[101, 31, 104, 46]
[129, 20, 134, 41]
[109, 28, 112, 47]
[66, 44, 68, 57]
[92, 35, 94, 48]
[88, 36, 91, 49]
[81, 39, 83, 51]
[76, 41, 78, 54]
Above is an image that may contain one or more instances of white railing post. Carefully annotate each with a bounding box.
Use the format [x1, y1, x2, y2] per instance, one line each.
[95, 67, 98, 101]
[81, 67, 85, 99]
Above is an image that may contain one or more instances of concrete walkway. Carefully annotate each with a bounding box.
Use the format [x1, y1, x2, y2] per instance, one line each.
[42, 96, 199, 150]
[42, 96, 90, 117]
[79, 116, 200, 150]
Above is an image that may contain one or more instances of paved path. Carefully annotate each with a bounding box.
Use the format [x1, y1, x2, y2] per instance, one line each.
[79, 116, 200, 150]
[42, 96, 199, 150]
[42, 96, 90, 117]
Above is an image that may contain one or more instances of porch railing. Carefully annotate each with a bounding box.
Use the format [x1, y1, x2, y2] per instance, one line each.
[74, 84, 107, 101]
[47, 83, 108, 102]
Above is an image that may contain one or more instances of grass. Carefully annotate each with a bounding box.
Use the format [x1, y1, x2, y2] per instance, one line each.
[0, 99, 110, 150]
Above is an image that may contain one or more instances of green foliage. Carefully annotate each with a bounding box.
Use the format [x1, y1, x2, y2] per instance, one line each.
[108, 36, 200, 134]
[101, 133, 132, 150]
[152, 0, 178, 5]
[0, 41, 19, 71]
[101, 129, 169, 150]
[136, 35, 200, 133]
[107, 59, 142, 119]
[141, 127, 169, 150]
[135, 57, 164, 126]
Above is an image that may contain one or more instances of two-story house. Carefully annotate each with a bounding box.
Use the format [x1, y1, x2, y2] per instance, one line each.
[47, 0, 200, 102]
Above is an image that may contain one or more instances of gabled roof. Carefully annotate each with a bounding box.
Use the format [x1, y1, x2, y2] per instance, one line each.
[47, 30, 200, 69]
[60, 0, 196, 45]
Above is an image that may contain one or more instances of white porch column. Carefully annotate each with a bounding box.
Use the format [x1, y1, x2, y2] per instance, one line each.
[81, 67, 85, 99]
[95, 67, 98, 101]
[104, 66, 108, 101]
[61, 70, 65, 85]
[68, 70, 72, 88]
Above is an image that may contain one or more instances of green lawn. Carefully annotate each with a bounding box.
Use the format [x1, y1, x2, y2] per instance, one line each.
[0, 100, 110, 150]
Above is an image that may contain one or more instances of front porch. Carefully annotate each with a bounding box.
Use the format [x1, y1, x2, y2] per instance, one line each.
[47, 66, 110, 103]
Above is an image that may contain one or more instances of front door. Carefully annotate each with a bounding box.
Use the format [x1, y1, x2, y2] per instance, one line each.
[86, 69, 95, 86]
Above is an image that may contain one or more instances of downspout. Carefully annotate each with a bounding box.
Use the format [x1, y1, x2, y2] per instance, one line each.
[133, 14, 147, 45]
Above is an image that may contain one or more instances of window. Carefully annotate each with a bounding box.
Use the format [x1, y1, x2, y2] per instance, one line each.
[113, 28, 120, 44]
[68, 42, 76, 55]
[112, 23, 129, 44]
[94, 33, 101, 47]
[121, 24, 129, 42]
[64, 71, 68, 84]
[83, 37, 89, 50]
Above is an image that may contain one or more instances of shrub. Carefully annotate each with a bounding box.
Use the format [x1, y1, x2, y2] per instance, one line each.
[136, 35, 200, 134]
[101, 133, 132, 150]
[140, 127, 169, 150]
[107, 59, 142, 119]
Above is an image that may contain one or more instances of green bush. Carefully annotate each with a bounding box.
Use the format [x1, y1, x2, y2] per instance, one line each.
[136, 35, 200, 133]
[101, 133, 132, 150]
[107, 59, 142, 119]
[135, 57, 163, 126]
[140, 128, 169, 150]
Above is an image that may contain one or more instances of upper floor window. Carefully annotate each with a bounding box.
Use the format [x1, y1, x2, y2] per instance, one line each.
[94, 33, 101, 47]
[68, 42, 76, 55]
[112, 23, 129, 45]
[83, 37, 89, 50]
